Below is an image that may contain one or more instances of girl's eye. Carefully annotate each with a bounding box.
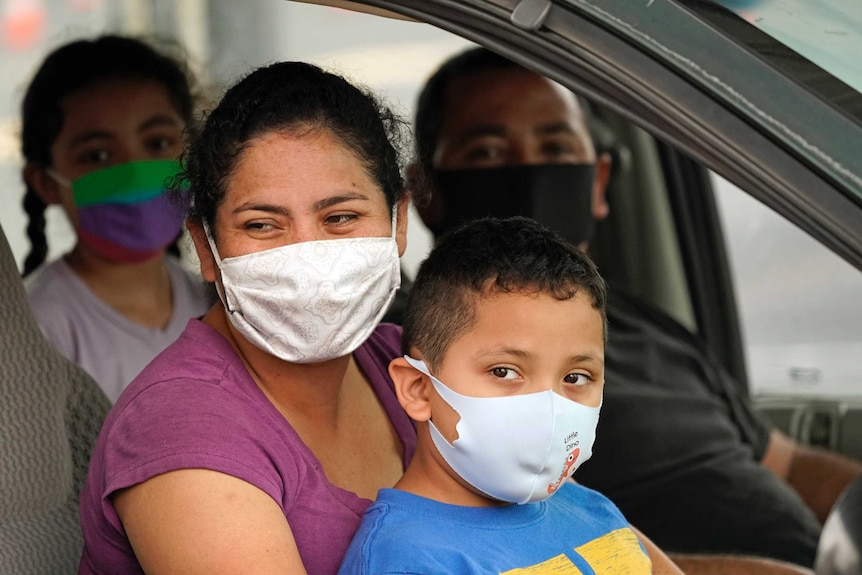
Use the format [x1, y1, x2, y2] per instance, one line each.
[490, 366, 519, 380]
[563, 372, 591, 386]
[146, 136, 178, 154]
[80, 149, 110, 165]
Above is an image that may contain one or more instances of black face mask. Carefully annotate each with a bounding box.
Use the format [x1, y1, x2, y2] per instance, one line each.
[428, 163, 597, 246]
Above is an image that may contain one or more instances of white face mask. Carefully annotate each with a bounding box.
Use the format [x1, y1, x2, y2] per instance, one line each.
[205, 213, 401, 363]
[404, 355, 601, 505]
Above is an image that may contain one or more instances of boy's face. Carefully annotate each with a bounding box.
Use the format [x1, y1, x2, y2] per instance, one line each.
[430, 288, 605, 445]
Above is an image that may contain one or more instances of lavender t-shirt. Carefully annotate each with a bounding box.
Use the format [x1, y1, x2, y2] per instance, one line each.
[78, 320, 415, 575]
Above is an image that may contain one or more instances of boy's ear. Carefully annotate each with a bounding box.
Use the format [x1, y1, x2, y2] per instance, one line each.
[389, 356, 432, 422]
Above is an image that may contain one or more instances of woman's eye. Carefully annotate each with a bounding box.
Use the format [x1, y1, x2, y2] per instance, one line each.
[563, 373, 591, 386]
[244, 221, 273, 231]
[490, 366, 519, 380]
[324, 213, 358, 225]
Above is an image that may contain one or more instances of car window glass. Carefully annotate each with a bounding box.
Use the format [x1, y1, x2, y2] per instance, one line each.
[713, 171, 862, 399]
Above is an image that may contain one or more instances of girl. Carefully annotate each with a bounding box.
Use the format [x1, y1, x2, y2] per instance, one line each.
[20, 35, 213, 402]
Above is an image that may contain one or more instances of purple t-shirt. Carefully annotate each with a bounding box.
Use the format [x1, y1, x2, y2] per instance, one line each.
[78, 319, 415, 575]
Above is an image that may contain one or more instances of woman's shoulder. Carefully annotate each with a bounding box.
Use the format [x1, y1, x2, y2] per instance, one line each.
[363, 322, 403, 353]
[96, 321, 301, 499]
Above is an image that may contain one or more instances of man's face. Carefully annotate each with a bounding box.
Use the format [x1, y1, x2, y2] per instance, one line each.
[419, 66, 610, 246]
[433, 68, 596, 169]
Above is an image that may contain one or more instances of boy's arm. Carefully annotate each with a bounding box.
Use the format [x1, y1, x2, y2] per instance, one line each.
[630, 525, 684, 574]
[633, 526, 815, 574]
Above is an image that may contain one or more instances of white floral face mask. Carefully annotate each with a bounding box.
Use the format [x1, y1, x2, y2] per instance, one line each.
[205, 212, 401, 363]
[404, 355, 601, 504]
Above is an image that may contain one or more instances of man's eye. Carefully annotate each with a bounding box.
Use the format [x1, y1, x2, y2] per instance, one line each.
[464, 145, 505, 164]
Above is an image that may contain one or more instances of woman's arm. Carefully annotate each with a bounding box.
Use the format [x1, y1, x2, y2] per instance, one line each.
[114, 469, 308, 574]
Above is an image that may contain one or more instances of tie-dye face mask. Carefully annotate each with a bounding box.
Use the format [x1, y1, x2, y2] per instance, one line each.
[49, 159, 186, 263]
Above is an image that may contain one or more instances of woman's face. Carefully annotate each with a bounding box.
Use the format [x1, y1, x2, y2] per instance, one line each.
[39, 78, 186, 226]
[194, 128, 408, 281]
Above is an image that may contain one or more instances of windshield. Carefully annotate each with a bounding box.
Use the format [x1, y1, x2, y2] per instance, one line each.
[711, 0, 862, 114]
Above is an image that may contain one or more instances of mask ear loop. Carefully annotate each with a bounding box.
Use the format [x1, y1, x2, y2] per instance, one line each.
[45, 168, 72, 189]
[201, 221, 237, 314]
[390, 203, 399, 239]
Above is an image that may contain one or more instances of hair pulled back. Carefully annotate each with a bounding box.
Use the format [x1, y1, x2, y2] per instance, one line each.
[180, 61, 407, 232]
[20, 34, 195, 276]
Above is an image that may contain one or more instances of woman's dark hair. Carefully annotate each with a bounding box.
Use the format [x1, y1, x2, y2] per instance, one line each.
[20, 34, 196, 276]
[179, 61, 407, 233]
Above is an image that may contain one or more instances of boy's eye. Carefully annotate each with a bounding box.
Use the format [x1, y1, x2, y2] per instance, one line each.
[490, 366, 519, 380]
[563, 372, 591, 386]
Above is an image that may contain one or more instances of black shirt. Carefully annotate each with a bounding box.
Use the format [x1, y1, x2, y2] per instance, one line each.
[575, 288, 821, 566]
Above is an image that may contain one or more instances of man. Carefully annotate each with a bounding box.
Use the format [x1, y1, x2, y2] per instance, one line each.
[408, 46, 862, 571]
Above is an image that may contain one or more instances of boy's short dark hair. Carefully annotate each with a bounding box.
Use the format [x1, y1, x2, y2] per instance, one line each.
[402, 216, 608, 369]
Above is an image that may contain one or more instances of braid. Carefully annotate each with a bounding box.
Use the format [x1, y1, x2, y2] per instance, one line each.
[22, 187, 48, 277]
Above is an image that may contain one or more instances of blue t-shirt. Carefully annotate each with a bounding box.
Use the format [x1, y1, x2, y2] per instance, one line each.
[339, 481, 651, 574]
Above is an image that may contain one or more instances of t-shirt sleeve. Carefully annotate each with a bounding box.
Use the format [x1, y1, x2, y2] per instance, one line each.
[100, 369, 297, 507]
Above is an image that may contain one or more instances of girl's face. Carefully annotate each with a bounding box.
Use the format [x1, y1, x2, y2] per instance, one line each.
[192, 128, 408, 282]
[36, 77, 186, 227]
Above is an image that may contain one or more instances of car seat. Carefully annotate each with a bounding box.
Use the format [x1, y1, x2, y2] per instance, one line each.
[816, 476, 862, 575]
[0, 222, 110, 573]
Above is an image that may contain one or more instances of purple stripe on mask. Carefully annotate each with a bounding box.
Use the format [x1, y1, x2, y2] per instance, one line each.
[77, 193, 185, 252]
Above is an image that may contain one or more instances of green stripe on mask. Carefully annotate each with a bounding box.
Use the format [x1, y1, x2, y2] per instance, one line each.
[72, 159, 186, 207]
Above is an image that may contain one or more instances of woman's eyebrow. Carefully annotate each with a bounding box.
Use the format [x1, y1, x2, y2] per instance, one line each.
[313, 192, 371, 211]
[231, 203, 291, 216]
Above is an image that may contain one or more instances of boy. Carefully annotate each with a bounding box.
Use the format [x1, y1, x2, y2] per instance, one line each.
[339, 217, 680, 574]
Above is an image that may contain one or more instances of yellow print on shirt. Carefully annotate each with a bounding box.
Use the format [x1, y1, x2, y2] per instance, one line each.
[500, 553, 584, 574]
[575, 528, 652, 574]
[499, 528, 651, 575]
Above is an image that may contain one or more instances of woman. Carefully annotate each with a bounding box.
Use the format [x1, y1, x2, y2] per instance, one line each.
[20, 35, 214, 402]
[79, 61, 416, 574]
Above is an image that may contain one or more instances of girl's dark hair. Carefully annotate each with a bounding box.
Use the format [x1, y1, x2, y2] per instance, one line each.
[179, 61, 407, 233]
[20, 34, 195, 276]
